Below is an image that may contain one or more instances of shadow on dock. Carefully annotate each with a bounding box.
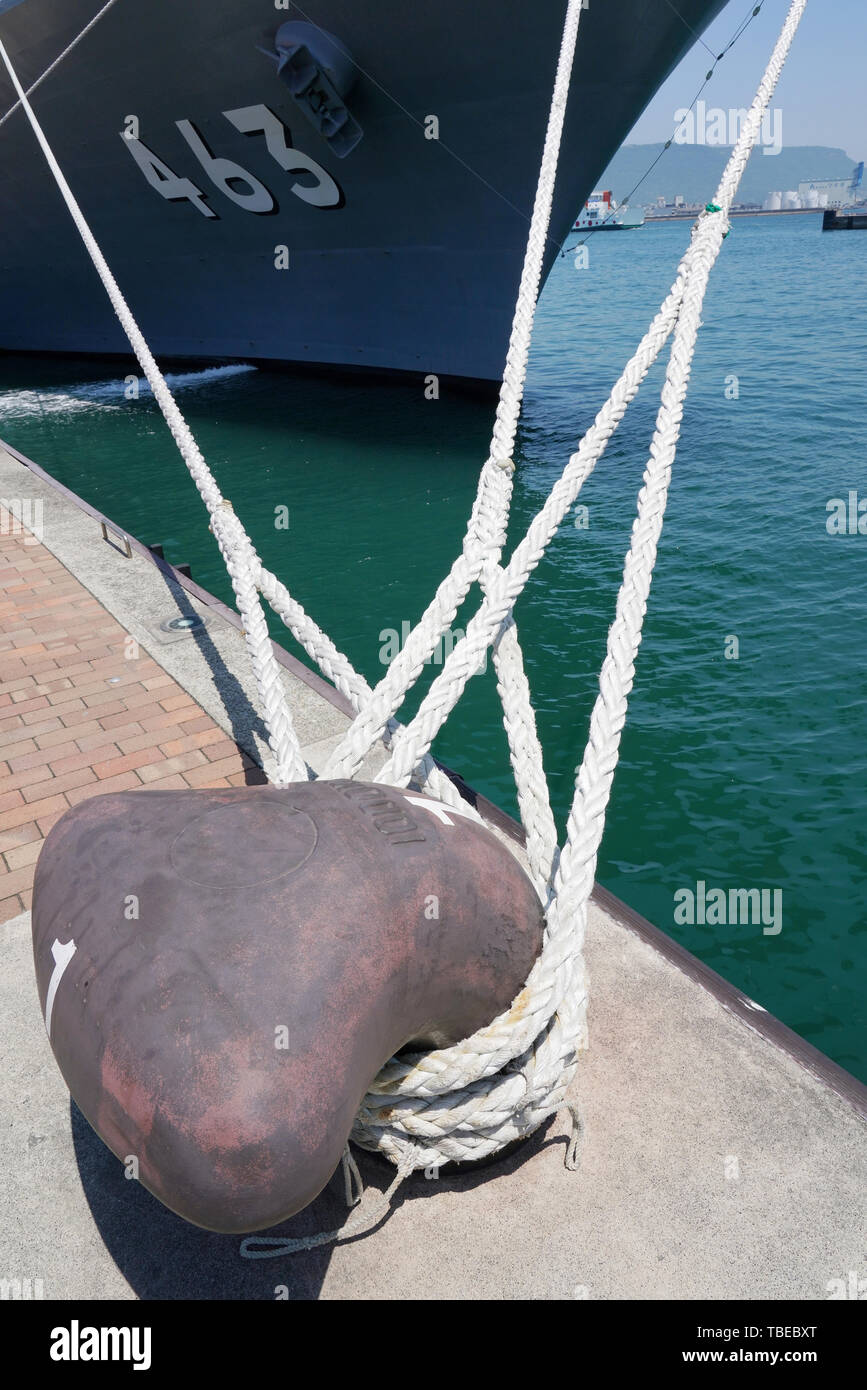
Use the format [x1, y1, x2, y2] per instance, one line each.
[70, 1101, 561, 1299]
[152, 561, 269, 784]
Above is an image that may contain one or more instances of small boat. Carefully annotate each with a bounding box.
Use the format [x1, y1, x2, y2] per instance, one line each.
[574, 189, 645, 230]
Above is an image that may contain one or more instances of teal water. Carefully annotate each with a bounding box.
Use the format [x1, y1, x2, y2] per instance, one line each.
[1, 213, 865, 1079]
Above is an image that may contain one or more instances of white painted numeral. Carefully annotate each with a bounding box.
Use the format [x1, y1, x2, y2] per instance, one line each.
[176, 119, 275, 214]
[121, 135, 217, 218]
[223, 104, 342, 208]
[123, 109, 343, 216]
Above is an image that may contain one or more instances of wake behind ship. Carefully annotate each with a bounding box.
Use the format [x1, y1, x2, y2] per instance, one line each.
[0, 0, 727, 383]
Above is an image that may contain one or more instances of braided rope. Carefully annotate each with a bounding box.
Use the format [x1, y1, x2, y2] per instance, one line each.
[1, 0, 809, 1234]
[350, 0, 809, 1139]
[322, 0, 586, 890]
[0, 0, 121, 130]
[256, 559, 464, 807]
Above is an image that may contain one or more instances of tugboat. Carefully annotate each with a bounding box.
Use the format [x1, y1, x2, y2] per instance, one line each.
[573, 189, 645, 231]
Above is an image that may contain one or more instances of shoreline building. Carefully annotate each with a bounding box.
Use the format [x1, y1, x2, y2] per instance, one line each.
[799, 165, 864, 210]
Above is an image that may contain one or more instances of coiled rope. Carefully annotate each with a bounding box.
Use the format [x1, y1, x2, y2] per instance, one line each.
[0, 0, 808, 1253]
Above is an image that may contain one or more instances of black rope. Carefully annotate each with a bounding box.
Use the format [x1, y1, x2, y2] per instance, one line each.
[561, 1, 768, 253]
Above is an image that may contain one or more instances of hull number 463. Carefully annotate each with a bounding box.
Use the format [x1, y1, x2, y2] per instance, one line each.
[121, 104, 343, 218]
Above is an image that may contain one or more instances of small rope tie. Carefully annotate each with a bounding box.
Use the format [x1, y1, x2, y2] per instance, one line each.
[704, 202, 731, 237]
[342, 1144, 364, 1209]
[240, 1102, 586, 1257]
[563, 1099, 585, 1171]
[239, 1151, 415, 1258]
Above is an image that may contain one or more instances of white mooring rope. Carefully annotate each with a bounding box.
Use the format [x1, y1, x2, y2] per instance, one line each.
[0, 0, 121, 130]
[0, 0, 809, 1250]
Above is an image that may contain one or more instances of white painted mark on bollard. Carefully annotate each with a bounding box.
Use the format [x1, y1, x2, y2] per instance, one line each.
[44, 938, 76, 1040]
[404, 796, 478, 828]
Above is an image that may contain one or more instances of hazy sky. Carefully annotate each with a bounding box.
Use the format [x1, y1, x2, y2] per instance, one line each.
[627, 0, 865, 156]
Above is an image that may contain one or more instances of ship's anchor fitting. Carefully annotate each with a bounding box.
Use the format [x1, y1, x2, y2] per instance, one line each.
[271, 21, 363, 159]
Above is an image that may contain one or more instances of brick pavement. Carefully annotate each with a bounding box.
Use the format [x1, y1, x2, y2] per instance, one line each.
[0, 509, 265, 923]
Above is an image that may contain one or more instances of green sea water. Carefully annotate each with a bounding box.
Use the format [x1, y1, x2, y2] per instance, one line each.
[1, 213, 865, 1079]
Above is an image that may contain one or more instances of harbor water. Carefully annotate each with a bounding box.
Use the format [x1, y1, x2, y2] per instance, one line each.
[1, 212, 865, 1081]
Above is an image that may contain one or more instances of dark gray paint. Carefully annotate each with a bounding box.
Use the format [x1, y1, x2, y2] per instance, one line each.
[0, 0, 727, 379]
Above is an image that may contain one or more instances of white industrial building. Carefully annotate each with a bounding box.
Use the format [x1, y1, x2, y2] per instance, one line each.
[763, 164, 862, 212]
[798, 175, 859, 209]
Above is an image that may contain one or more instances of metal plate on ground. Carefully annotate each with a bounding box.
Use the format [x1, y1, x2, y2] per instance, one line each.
[146, 609, 215, 644]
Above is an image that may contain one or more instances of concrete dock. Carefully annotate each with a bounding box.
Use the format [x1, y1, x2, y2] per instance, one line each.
[1, 441, 865, 1300]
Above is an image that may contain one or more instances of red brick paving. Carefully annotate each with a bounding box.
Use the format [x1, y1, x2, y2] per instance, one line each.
[0, 508, 265, 923]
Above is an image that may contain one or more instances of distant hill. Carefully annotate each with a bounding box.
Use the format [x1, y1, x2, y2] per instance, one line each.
[596, 145, 859, 208]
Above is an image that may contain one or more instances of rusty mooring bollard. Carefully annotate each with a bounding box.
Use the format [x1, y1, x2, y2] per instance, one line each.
[32, 781, 544, 1233]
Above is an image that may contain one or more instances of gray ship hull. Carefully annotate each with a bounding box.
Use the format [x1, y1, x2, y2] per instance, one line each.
[0, 0, 727, 381]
